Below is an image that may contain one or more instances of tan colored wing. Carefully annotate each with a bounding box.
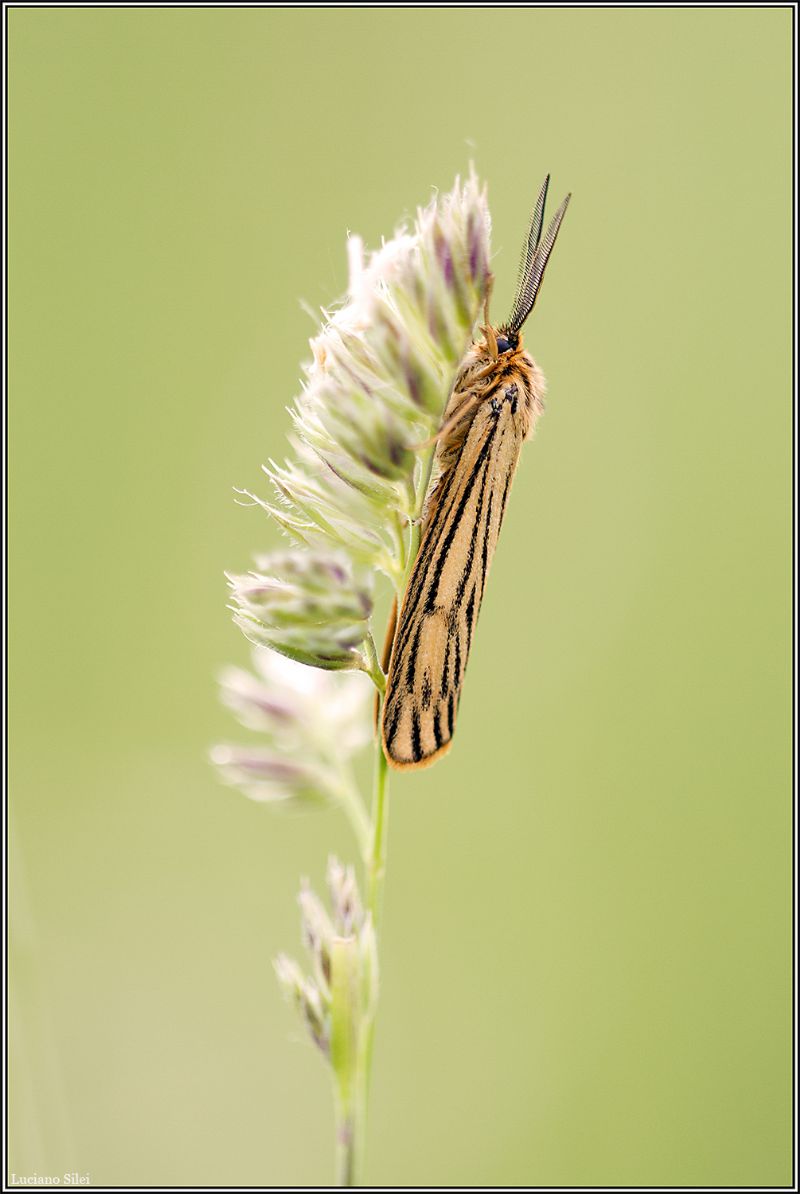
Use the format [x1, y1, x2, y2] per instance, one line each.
[382, 398, 525, 769]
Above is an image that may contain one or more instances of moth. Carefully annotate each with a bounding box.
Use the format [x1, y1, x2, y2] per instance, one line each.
[381, 175, 570, 769]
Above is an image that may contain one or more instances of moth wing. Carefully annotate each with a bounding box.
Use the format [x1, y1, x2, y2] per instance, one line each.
[382, 402, 524, 769]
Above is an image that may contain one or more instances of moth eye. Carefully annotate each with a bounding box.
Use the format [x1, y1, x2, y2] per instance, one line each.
[495, 336, 512, 354]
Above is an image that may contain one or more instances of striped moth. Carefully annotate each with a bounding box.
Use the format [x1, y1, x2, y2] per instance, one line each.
[381, 176, 570, 769]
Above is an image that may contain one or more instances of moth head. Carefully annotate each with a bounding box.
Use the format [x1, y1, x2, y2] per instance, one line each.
[497, 175, 570, 346]
[494, 332, 517, 355]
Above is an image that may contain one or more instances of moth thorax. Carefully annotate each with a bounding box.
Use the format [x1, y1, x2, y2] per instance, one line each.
[518, 352, 547, 435]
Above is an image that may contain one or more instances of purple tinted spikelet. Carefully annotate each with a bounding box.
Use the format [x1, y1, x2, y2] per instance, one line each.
[239, 173, 491, 588]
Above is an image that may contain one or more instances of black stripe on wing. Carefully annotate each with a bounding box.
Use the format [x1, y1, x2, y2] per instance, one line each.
[383, 414, 516, 767]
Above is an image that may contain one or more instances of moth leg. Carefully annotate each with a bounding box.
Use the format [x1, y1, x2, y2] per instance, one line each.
[374, 596, 399, 729]
[410, 388, 482, 450]
[482, 273, 495, 328]
[482, 323, 499, 359]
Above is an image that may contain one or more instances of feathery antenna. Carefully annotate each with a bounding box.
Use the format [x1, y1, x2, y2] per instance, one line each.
[503, 179, 570, 337]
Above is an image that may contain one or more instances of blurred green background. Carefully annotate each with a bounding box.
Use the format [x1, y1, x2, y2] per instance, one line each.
[9, 8, 792, 1188]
